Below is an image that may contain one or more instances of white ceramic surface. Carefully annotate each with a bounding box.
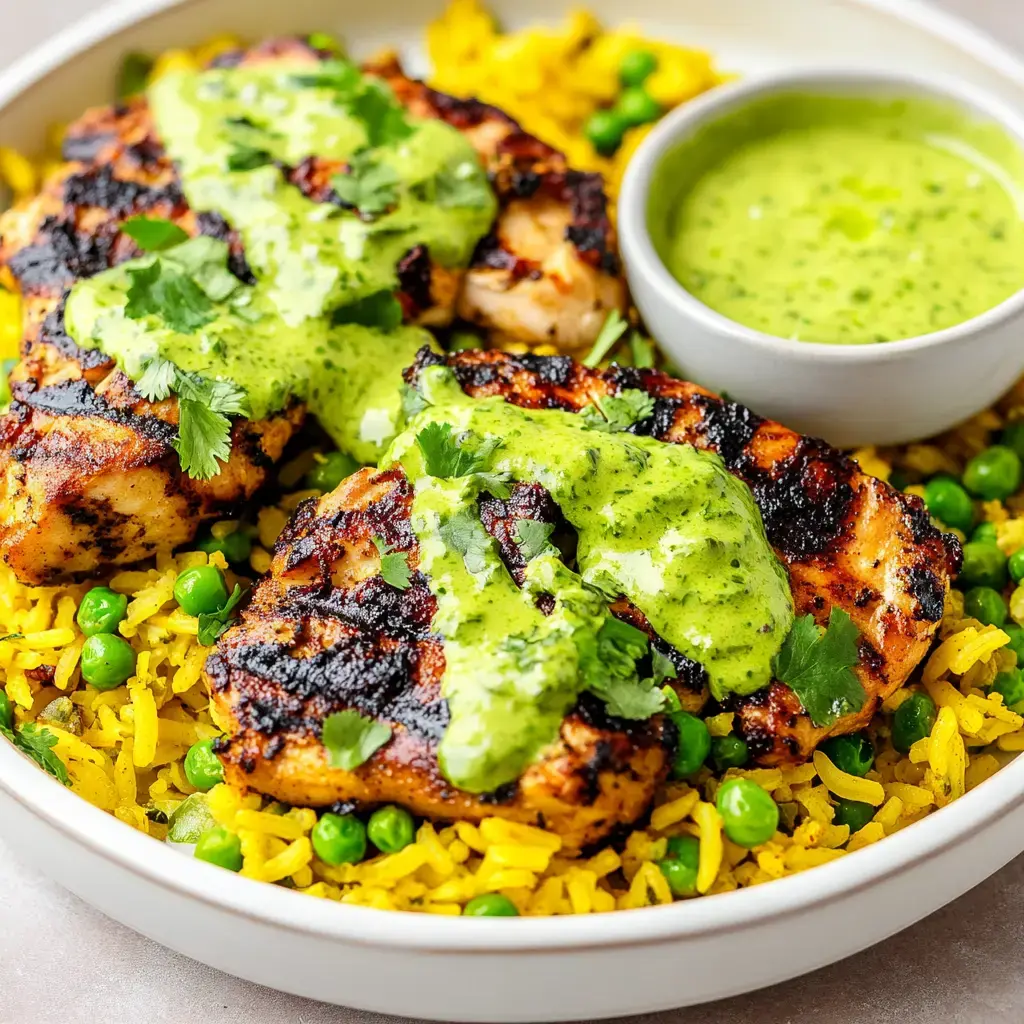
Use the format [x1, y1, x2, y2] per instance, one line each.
[3, 1, 1024, 1020]
[620, 68, 1024, 448]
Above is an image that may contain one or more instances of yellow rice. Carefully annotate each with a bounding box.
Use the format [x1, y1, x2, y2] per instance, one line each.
[2, 9, 1024, 915]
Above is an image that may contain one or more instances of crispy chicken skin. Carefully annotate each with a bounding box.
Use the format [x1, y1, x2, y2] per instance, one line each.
[206, 349, 960, 837]
[0, 39, 625, 584]
[206, 465, 671, 850]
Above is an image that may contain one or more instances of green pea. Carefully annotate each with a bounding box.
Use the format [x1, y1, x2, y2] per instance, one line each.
[669, 711, 711, 778]
[80, 634, 136, 690]
[715, 778, 779, 848]
[819, 733, 874, 777]
[464, 893, 519, 917]
[615, 86, 662, 126]
[992, 669, 1024, 712]
[972, 521, 999, 544]
[584, 109, 627, 156]
[0, 690, 12, 731]
[312, 812, 367, 866]
[710, 734, 748, 771]
[197, 530, 253, 564]
[1001, 421, 1024, 460]
[1002, 623, 1024, 666]
[964, 585, 1008, 627]
[194, 825, 243, 871]
[367, 805, 415, 854]
[958, 541, 1008, 590]
[923, 476, 974, 532]
[184, 738, 224, 792]
[657, 834, 700, 897]
[1009, 549, 1024, 585]
[832, 798, 875, 833]
[75, 586, 128, 637]
[173, 565, 229, 617]
[891, 692, 937, 753]
[304, 451, 361, 493]
[963, 445, 1022, 501]
[619, 48, 658, 87]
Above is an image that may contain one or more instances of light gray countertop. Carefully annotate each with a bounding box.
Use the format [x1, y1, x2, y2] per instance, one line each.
[3, 1, 1024, 1021]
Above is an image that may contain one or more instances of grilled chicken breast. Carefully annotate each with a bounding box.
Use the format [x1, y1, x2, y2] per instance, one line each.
[206, 349, 960, 843]
[0, 38, 624, 584]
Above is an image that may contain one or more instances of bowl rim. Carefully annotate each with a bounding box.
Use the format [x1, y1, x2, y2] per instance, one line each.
[3, 0, 1024, 957]
[618, 65, 1024, 362]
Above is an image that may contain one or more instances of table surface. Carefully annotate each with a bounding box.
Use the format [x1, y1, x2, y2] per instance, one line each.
[4, 1, 1024, 1021]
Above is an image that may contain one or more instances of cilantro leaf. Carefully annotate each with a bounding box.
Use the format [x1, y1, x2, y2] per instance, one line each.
[197, 584, 245, 646]
[583, 570, 621, 601]
[416, 422, 502, 479]
[582, 310, 629, 368]
[351, 79, 413, 147]
[0, 632, 24, 643]
[773, 608, 866, 727]
[512, 519, 555, 561]
[321, 709, 392, 770]
[164, 236, 242, 302]
[372, 536, 412, 591]
[440, 507, 494, 575]
[135, 355, 177, 402]
[174, 400, 232, 481]
[332, 289, 403, 331]
[122, 216, 189, 252]
[125, 260, 215, 334]
[117, 52, 153, 100]
[584, 617, 665, 720]
[291, 60, 362, 96]
[651, 647, 678, 686]
[400, 383, 428, 420]
[432, 159, 493, 210]
[591, 673, 666, 719]
[1, 720, 70, 786]
[227, 145, 273, 172]
[580, 389, 655, 433]
[332, 156, 400, 218]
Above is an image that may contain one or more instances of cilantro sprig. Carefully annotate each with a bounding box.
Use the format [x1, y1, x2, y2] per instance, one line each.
[372, 536, 412, 591]
[332, 153, 400, 219]
[137, 355, 251, 480]
[321, 709, 392, 770]
[0, 694, 69, 786]
[512, 520, 555, 562]
[773, 608, 866, 727]
[197, 584, 246, 646]
[122, 216, 189, 252]
[415, 422, 509, 496]
[580, 389, 655, 433]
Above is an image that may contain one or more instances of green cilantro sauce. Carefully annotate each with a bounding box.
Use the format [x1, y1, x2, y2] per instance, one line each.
[63, 59, 497, 466]
[650, 93, 1024, 344]
[388, 367, 794, 793]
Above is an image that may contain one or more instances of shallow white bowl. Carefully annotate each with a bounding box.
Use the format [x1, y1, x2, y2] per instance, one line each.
[4, 0, 1024, 1019]
[620, 68, 1024, 448]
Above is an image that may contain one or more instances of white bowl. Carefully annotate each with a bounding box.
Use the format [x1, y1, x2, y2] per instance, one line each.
[5, 1, 1024, 1020]
[619, 68, 1024, 448]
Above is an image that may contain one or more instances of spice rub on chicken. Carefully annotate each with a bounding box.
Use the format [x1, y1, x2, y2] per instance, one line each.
[206, 350, 959, 842]
[0, 37, 625, 585]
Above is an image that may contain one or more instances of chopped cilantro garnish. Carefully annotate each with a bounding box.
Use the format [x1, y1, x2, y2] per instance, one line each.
[331, 289, 403, 330]
[584, 617, 664, 719]
[416, 422, 501, 479]
[227, 145, 273, 172]
[116, 52, 153, 100]
[512, 519, 555, 561]
[580, 389, 655, 433]
[439, 507, 494, 576]
[773, 608, 866, 727]
[291, 59, 362, 96]
[583, 570, 621, 601]
[400, 383, 428, 420]
[630, 333, 656, 368]
[582, 310, 629, 368]
[122, 216, 189, 252]
[197, 584, 245, 646]
[372, 537, 412, 591]
[651, 647, 678, 686]
[125, 261, 215, 334]
[321, 709, 392, 770]
[351, 79, 413, 147]
[135, 356, 250, 480]
[332, 154, 400, 218]
[0, 705, 69, 786]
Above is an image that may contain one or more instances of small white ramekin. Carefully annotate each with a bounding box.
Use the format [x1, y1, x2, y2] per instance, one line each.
[619, 69, 1024, 448]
